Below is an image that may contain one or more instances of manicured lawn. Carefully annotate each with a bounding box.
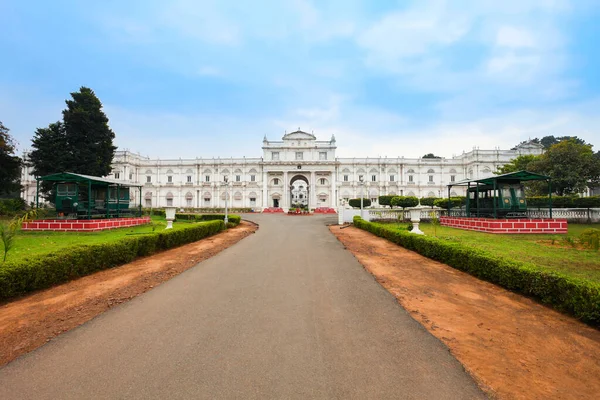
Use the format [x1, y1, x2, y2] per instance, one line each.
[378, 222, 600, 284]
[2, 216, 199, 263]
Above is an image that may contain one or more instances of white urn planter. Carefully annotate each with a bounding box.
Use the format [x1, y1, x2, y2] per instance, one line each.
[409, 207, 425, 235]
[165, 207, 176, 229]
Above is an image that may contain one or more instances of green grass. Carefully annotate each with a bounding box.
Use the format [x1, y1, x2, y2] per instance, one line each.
[379, 222, 600, 284]
[1, 216, 198, 263]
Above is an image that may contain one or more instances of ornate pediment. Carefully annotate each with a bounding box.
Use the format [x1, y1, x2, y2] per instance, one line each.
[282, 129, 316, 141]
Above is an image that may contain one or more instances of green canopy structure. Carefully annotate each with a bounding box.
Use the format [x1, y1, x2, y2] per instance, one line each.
[447, 170, 553, 218]
[36, 172, 143, 219]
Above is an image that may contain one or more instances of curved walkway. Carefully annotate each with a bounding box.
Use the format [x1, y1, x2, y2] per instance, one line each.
[0, 214, 485, 399]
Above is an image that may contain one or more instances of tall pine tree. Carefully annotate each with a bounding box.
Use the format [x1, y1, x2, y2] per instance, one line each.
[29, 87, 116, 184]
[62, 87, 116, 176]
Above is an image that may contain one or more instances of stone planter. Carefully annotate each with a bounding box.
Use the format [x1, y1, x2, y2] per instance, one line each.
[409, 207, 425, 235]
[165, 207, 176, 229]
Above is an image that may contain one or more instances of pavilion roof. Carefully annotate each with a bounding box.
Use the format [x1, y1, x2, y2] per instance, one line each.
[448, 170, 551, 187]
[37, 172, 142, 187]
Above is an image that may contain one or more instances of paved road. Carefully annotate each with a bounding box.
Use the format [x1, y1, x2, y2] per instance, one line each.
[0, 215, 485, 399]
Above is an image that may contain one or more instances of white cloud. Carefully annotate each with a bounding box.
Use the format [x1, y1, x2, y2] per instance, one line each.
[495, 26, 536, 48]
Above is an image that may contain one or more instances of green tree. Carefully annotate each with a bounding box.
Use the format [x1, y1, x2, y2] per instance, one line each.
[28, 122, 68, 197]
[28, 87, 116, 196]
[422, 153, 441, 159]
[0, 121, 22, 196]
[62, 87, 116, 176]
[535, 139, 600, 195]
[495, 154, 540, 174]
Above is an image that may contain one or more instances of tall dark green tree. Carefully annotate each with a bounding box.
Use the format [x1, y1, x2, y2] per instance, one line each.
[0, 121, 22, 196]
[62, 87, 116, 176]
[29, 122, 68, 195]
[29, 87, 116, 194]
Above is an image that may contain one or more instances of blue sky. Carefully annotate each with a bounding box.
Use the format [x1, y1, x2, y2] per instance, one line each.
[1, 0, 599, 159]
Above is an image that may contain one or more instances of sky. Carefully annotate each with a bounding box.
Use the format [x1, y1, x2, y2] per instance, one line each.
[1, 0, 599, 159]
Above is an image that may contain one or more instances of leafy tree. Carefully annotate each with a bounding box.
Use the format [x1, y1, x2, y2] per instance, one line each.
[0, 121, 22, 196]
[28, 122, 68, 197]
[29, 87, 116, 196]
[495, 154, 540, 174]
[534, 139, 600, 195]
[422, 153, 441, 159]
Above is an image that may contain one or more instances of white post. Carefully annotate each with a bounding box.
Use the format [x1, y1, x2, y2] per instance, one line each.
[223, 175, 229, 224]
[359, 175, 365, 219]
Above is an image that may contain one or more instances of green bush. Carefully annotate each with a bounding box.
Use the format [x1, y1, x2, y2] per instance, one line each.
[353, 216, 600, 326]
[420, 197, 438, 207]
[348, 198, 371, 208]
[391, 196, 419, 209]
[526, 196, 600, 208]
[0, 220, 225, 299]
[378, 195, 395, 208]
[579, 229, 600, 251]
[573, 196, 600, 208]
[434, 197, 466, 210]
[174, 213, 241, 226]
[0, 198, 27, 216]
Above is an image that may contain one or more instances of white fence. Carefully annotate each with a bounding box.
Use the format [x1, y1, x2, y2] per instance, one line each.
[339, 207, 600, 224]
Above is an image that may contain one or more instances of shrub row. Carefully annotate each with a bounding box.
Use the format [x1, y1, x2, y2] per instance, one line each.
[353, 216, 600, 326]
[527, 196, 600, 208]
[145, 207, 252, 216]
[174, 213, 241, 226]
[0, 220, 225, 300]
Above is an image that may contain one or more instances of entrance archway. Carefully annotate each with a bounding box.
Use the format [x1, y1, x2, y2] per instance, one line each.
[290, 175, 309, 209]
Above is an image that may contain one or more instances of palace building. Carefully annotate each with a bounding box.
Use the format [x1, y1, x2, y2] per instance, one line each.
[20, 130, 544, 211]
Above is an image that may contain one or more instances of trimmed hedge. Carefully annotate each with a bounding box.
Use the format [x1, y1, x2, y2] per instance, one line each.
[353, 216, 600, 326]
[391, 196, 419, 208]
[419, 197, 437, 207]
[174, 213, 241, 226]
[349, 198, 371, 208]
[0, 220, 225, 300]
[526, 196, 600, 208]
[378, 195, 395, 208]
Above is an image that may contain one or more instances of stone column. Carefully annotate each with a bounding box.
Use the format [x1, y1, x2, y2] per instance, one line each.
[310, 172, 317, 210]
[283, 171, 288, 210]
[330, 173, 336, 208]
[262, 171, 268, 209]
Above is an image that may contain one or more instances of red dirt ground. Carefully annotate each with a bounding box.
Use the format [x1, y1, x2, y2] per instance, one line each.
[330, 225, 600, 400]
[0, 221, 257, 367]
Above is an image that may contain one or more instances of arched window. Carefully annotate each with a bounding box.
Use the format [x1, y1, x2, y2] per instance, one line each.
[407, 169, 415, 174]
[185, 191, 193, 206]
[166, 192, 174, 206]
[427, 169, 435, 174]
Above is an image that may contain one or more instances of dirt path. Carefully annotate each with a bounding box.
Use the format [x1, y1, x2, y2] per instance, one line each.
[330, 225, 600, 400]
[0, 221, 257, 367]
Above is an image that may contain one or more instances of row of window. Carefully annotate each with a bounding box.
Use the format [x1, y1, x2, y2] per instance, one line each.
[142, 175, 258, 184]
[271, 152, 328, 161]
[150, 197, 258, 207]
[341, 175, 457, 183]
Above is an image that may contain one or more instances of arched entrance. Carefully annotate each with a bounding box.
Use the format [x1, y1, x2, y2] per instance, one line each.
[290, 175, 309, 209]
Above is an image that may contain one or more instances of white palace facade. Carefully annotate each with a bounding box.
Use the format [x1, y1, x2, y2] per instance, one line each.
[20, 130, 544, 211]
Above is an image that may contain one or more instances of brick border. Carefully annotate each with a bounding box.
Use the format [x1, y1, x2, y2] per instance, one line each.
[440, 217, 567, 234]
[22, 217, 151, 232]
